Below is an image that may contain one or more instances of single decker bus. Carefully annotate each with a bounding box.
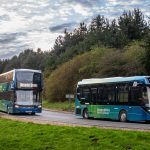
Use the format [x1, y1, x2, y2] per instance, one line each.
[0, 69, 43, 114]
[75, 76, 150, 122]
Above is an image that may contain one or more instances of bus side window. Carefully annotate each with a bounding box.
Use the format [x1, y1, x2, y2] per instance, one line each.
[107, 86, 116, 104]
[118, 84, 129, 104]
[91, 88, 97, 105]
[103, 86, 108, 103]
[97, 87, 103, 104]
[129, 86, 143, 105]
[102, 85, 115, 104]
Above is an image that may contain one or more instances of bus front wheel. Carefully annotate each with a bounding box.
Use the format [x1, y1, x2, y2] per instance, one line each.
[119, 110, 127, 122]
[83, 109, 89, 119]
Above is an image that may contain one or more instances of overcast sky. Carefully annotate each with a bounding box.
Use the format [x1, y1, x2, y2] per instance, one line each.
[0, 0, 149, 59]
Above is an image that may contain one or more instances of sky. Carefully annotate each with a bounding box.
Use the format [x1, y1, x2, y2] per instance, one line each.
[0, 0, 150, 59]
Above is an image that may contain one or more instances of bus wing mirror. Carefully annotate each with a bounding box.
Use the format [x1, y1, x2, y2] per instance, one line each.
[10, 81, 15, 89]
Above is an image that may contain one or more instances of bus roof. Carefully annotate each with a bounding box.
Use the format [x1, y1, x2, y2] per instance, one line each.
[15, 69, 41, 73]
[0, 69, 41, 76]
[78, 76, 150, 85]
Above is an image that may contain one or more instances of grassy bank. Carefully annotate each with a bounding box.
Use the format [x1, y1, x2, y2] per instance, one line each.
[0, 118, 150, 150]
[42, 100, 74, 111]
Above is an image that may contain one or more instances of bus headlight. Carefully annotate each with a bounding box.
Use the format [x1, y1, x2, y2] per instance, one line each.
[15, 105, 19, 108]
[38, 105, 42, 108]
[146, 108, 150, 112]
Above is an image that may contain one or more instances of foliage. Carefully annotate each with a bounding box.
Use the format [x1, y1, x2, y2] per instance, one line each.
[143, 30, 150, 74]
[0, 49, 47, 73]
[44, 42, 146, 102]
[118, 9, 148, 40]
[95, 41, 146, 77]
[44, 53, 94, 102]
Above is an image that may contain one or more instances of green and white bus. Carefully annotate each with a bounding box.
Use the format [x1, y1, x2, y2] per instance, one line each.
[0, 69, 43, 114]
[75, 76, 150, 122]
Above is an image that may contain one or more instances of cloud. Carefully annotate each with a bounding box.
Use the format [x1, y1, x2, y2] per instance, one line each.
[71, 0, 96, 7]
[72, 3, 93, 16]
[67, 0, 104, 8]
[0, 34, 16, 44]
[106, 0, 143, 7]
[0, 32, 26, 44]
[26, 30, 61, 50]
[49, 22, 77, 32]
[0, 0, 149, 59]
[0, 14, 10, 21]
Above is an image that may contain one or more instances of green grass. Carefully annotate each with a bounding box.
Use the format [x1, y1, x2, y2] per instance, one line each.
[42, 100, 74, 111]
[0, 118, 150, 150]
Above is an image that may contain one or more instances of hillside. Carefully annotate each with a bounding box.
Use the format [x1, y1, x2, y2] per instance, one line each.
[44, 41, 147, 102]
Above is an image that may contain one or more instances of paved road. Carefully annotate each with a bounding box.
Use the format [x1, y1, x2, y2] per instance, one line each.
[0, 110, 150, 131]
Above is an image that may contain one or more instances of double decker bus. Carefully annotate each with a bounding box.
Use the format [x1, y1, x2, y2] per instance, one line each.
[75, 76, 150, 122]
[0, 69, 43, 114]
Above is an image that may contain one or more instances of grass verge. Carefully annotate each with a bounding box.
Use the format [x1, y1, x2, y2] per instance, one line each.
[42, 100, 74, 112]
[0, 118, 150, 150]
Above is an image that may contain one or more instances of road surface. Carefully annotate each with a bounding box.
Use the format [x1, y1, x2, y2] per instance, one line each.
[0, 110, 150, 131]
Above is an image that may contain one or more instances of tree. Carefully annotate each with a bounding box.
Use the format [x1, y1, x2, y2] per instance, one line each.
[90, 15, 107, 31]
[95, 49, 145, 77]
[105, 19, 128, 48]
[118, 9, 148, 40]
[144, 31, 150, 74]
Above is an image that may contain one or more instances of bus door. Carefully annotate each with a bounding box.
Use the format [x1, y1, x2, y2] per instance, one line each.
[128, 86, 146, 120]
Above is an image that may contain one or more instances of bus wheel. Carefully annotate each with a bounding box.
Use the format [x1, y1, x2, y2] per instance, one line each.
[31, 112, 35, 115]
[145, 120, 150, 124]
[119, 110, 127, 122]
[83, 109, 89, 119]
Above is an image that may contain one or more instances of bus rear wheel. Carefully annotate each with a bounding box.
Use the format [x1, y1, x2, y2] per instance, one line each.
[119, 110, 127, 122]
[83, 109, 89, 119]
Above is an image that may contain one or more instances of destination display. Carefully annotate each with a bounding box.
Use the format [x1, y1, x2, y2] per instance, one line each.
[19, 83, 38, 88]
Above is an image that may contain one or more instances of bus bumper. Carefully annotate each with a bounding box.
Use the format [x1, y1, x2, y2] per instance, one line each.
[146, 113, 150, 120]
[13, 106, 42, 114]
